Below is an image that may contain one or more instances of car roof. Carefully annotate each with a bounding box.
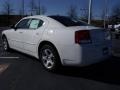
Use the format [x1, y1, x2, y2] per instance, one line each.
[23, 15, 47, 20]
[21, 15, 67, 28]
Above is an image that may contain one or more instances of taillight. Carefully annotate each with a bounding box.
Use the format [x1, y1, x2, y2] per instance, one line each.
[75, 30, 91, 44]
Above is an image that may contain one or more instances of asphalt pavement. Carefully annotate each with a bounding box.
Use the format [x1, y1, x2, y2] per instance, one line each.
[0, 28, 120, 90]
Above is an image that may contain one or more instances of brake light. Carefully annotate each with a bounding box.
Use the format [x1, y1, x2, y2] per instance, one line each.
[75, 30, 91, 44]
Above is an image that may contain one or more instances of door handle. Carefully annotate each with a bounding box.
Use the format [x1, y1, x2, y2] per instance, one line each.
[36, 33, 39, 35]
[19, 32, 23, 34]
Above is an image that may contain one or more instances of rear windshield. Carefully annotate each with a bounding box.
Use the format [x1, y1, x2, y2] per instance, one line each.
[49, 16, 89, 27]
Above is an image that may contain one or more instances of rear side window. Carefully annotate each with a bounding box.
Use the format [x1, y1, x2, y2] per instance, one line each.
[29, 19, 44, 29]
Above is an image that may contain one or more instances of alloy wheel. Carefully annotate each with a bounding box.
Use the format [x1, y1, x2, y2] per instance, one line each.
[41, 48, 55, 69]
[3, 37, 8, 51]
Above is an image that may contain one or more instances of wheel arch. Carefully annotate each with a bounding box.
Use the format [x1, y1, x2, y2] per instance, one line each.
[38, 40, 62, 64]
[1, 34, 6, 39]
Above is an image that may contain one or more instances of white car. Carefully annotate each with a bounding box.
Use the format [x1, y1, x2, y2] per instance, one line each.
[2, 15, 112, 71]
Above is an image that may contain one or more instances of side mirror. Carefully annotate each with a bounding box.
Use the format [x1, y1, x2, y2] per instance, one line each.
[10, 25, 15, 28]
[10, 25, 17, 31]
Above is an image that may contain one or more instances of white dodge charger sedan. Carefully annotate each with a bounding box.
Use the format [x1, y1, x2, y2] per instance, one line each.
[2, 15, 112, 71]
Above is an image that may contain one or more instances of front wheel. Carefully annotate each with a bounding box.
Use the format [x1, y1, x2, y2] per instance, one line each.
[39, 45, 61, 72]
[2, 36, 10, 51]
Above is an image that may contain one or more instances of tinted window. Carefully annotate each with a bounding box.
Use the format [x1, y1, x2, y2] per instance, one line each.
[16, 19, 30, 29]
[49, 16, 88, 27]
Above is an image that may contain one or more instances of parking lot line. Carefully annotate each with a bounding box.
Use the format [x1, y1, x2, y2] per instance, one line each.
[0, 57, 20, 59]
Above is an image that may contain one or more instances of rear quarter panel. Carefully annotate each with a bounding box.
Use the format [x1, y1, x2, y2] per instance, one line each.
[41, 27, 77, 64]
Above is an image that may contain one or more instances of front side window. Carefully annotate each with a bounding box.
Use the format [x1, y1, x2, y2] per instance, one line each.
[16, 19, 30, 29]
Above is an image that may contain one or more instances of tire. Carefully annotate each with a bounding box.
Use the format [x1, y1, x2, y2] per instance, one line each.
[39, 44, 61, 72]
[2, 36, 10, 51]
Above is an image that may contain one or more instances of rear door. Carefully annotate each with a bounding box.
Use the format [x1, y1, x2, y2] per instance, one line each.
[22, 18, 45, 54]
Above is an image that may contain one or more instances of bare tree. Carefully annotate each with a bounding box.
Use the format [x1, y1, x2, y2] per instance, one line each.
[37, 0, 41, 15]
[67, 5, 78, 19]
[38, 6, 47, 15]
[80, 8, 88, 21]
[1, 0, 14, 26]
[19, 0, 25, 16]
[2, 0, 14, 15]
[101, 9, 109, 28]
[101, 10, 105, 20]
[36, 0, 47, 15]
[29, 0, 36, 15]
[21, 0, 25, 15]
[28, 0, 47, 15]
[110, 4, 120, 24]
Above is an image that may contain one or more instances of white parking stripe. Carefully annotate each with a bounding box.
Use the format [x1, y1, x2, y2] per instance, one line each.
[0, 57, 20, 59]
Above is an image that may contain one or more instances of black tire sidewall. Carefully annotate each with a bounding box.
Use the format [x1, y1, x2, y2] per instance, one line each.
[2, 37, 9, 51]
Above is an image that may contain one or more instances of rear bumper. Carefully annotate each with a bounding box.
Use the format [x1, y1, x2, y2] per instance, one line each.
[61, 41, 112, 66]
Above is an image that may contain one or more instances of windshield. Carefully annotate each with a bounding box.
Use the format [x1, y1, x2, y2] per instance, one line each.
[49, 16, 89, 27]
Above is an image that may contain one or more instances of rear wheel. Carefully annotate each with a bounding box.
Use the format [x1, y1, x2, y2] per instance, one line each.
[2, 36, 10, 51]
[39, 44, 61, 72]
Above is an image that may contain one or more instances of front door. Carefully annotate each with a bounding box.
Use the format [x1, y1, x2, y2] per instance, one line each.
[13, 19, 31, 50]
[22, 18, 45, 53]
